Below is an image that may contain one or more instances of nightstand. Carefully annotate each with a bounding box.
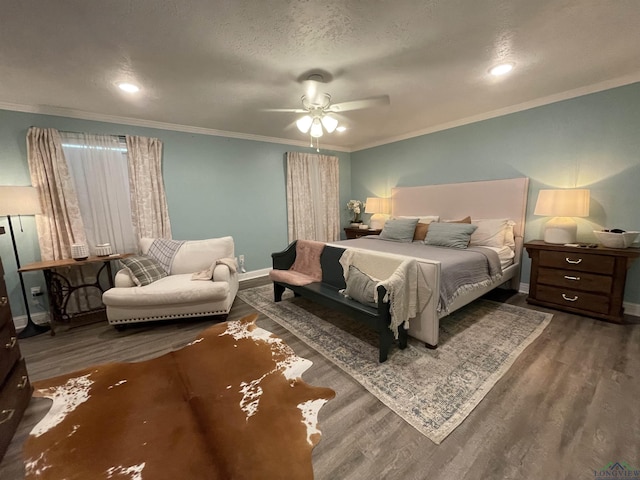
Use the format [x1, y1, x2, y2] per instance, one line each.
[344, 227, 382, 239]
[524, 240, 640, 323]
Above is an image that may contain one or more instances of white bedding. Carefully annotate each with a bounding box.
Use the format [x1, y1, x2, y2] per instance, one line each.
[485, 245, 515, 269]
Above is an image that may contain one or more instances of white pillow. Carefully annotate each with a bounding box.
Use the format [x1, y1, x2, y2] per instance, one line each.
[469, 218, 512, 248]
[399, 215, 439, 224]
[504, 220, 516, 249]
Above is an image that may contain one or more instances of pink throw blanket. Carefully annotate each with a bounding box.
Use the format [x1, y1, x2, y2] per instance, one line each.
[269, 240, 324, 286]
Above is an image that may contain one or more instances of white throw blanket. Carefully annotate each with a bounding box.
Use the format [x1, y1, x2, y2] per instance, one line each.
[339, 249, 432, 338]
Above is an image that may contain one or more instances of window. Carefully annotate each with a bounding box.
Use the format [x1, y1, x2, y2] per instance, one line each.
[61, 133, 138, 254]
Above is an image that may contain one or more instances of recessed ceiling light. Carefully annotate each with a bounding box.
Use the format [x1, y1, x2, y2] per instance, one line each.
[118, 82, 140, 93]
[489, 63, 514, 76]
[336, 126, 347, 132]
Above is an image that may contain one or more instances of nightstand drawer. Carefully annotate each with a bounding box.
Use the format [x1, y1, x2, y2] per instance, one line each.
[538, 250, 615, 274]
[537, 268, 613, 294]
[536, 285, 610, 315]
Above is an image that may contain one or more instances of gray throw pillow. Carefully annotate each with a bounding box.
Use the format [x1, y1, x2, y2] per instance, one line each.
[379, 217, 419, 243]
[120, 255, 168, 286]
[343, 265, 377, 305]
[425, 222, 478, 249]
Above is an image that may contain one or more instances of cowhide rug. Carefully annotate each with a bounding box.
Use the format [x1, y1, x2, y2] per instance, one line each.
[23, 314, 335, 480]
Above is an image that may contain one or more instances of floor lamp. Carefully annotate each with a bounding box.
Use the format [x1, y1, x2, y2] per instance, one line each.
[0, 186, 50, 338]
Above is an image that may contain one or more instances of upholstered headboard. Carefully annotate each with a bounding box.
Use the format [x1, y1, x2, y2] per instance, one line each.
[391, 178, 529, 238]
[392, 177, 529, 274]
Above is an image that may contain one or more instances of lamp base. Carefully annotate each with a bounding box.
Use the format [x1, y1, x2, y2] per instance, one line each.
[18, 319, 50, 338]
[369, 213, 389, 230]
[543, 217, 577, 244]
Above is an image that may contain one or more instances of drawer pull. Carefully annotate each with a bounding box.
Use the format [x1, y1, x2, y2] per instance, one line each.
[0, 296, 7, 307]
[17, 375, 29, 389]
[564, 275, 581, 281]
[0, 409, 15, 425]
[5, 336, 17, 349]
[565, 257, 583, 265]
[562, 294, 579, 302]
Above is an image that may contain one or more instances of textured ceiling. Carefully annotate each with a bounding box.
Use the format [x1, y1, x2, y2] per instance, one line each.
[2, 0, 640, 151]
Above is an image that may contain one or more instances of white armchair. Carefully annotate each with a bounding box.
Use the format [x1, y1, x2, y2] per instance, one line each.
[102, 236, 239, 328]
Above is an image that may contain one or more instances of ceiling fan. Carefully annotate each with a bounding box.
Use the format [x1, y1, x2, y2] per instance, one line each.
[268, 74, 390, 148]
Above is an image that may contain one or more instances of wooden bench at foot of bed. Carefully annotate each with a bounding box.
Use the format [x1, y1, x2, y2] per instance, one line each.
[270, 241, 407, 363]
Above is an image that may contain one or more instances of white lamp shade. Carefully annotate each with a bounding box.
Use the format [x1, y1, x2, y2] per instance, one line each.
[296, 115, 313, 133]
[0, 186, 42, 216]
[534, 189, 590, 244]
[310, 118, 324, 138]
[320, 115, 338, 133]
[364, 197, 391, 214]
[534, 189, 590, 217]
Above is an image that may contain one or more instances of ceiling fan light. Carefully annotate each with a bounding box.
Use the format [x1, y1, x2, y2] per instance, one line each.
[296, 115, 313, 133]
[321, 115, 338, 133]
[310, 118, 324, 138]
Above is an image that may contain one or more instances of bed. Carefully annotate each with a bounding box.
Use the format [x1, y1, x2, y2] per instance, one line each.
[331, 177, 529, 348]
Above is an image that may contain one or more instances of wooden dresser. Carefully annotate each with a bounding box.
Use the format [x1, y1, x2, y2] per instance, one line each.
[525, 240, 640, 323]
[0, 256, 33, 461]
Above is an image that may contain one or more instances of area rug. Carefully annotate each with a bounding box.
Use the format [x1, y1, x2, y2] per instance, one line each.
[23, 314, 335, 480]
[238, 285, 553, 444]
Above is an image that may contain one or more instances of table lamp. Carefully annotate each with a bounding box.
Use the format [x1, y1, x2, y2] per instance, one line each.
[365, 197, 391, 230]
[0, 186, 50, 337]
[534, 188, 590, 244]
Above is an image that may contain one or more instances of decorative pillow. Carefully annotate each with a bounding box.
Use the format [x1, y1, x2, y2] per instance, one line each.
[119, 255, 168, 286]
[413, 222, 431, 241]
[424, 222, 478, 249]
[379, 217, 419, 243]
[343, 265, 377, 305]
[469, 218, 512, 248]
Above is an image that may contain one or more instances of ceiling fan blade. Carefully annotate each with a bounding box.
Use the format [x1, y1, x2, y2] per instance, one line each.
[328, 95, 390, 112]
[262, 108, 308, 113]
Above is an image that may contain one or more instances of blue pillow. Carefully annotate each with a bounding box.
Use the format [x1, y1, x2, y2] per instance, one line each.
[425, 222, 478, 249]
[379, 217, 419, 243]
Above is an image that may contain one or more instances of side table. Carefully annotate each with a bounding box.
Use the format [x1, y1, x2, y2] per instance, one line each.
[524, 240, 640, 323]
[19, 253, 132, 334]
[344, 227, 382, 239]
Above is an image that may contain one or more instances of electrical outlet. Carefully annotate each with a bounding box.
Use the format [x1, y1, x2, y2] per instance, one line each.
[238, 255, 246, 273]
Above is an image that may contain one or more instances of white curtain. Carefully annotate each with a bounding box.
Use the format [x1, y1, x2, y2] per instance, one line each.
[61, 132, 138, 255]
[286, 152, 340, 242]
[126, 135, 172, 240]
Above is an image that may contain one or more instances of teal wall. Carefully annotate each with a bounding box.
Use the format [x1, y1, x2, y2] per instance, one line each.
[351, 82, 640, 303]
[0, 110, 351, 317]
[3, 81, 640, 319]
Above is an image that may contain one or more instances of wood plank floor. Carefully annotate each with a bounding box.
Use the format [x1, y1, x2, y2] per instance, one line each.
[2, 277, 639, 479]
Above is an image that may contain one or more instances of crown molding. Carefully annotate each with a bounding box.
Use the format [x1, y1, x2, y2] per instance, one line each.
[3, 72, 639, 155]
[0, 102, 350, 153]
[351, 73, 640, 152]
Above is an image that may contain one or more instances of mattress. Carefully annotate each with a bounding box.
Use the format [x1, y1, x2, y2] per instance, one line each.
[331, 237, 505, 312]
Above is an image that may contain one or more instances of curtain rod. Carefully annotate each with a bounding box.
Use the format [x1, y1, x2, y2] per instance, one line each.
[58, 129, 126, 141]
[30, 127, 126, 141]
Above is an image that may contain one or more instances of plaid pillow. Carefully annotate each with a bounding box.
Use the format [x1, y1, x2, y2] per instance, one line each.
[120, 255, 168, 286]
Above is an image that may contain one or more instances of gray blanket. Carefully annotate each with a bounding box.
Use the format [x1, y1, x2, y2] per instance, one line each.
[331, 237, 503, 312]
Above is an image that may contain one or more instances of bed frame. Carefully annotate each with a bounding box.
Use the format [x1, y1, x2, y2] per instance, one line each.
[387, 177, 530, 347]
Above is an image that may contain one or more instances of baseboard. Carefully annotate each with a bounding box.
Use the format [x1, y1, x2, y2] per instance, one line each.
[239, 268, 270, 282]
[518, 282, 640, 318]
[13, 311, 51, 332]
